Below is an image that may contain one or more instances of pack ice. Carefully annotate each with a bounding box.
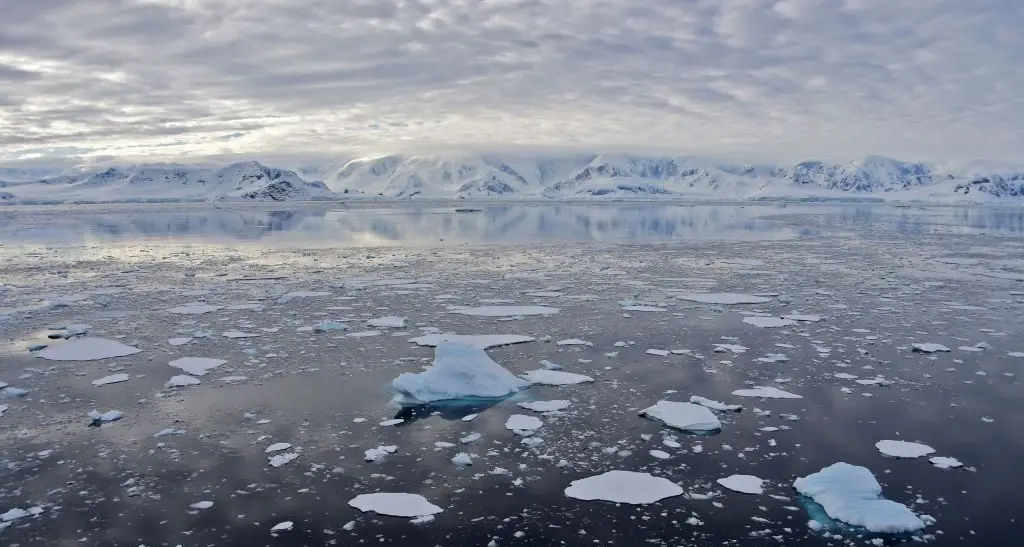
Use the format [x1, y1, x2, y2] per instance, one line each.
[640, 401, 721, 432]
[392, 342, 528, 403]
[450, 306, 560, 317]
[794, 462, 926, 533]
[408, 334, 536, 350]
[37, 338, 141, 361]
[676, 293, 772, 305]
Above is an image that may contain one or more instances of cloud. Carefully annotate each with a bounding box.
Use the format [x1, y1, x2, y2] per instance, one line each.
[1, 0, 1023, 165]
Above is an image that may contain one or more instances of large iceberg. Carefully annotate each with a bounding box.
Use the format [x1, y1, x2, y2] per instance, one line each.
[794, 462, 926, 534]
[392, 342, 528, 403]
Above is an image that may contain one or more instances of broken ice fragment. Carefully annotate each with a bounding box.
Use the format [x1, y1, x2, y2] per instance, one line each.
[87, 409, 123, 425]
[875, 440, 935, 458]
[557, 338, 592, 346]
[312, 320, 349, 332]
[450, 306, 559, 317]
[743, 316, 797, 328]
[348, 493, 443, 518]
[165, 375, 201, 388]
[367, 316, 407, 328]
[689, 396, 742, 412]
[364, 445, 398, 462]
[268, 452, 299, 467]
[912, 343, 951, 353]
[37, 338, 141, 361]
[505, 414, 543, 433]
[167, 303, 224, 315]
[717, 475, 765, 495]
[731, 386, 802, 399]
[169, 357, 227, 376]
[640, 401, 721, 432]
[408, 334, 536, 350]
[929, 456, 963, 469]
[676, 293, 772, 305]
[564, 471, 683, 504]
[451, 452, 473, 466]
[222, 330, 259, 339]
[265, 442, 292, 454]
[517, 400, 571, 412]
[270, 521, 294, 532]
[189, 501, 214, 510]
[521, 369, 594, 385]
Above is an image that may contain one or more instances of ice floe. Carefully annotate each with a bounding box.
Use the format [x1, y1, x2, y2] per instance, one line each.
[392, 343, 528, 403]
[912, 343, 950, 353]
[189, 501, 214, 510]
[451, 452, 473, 466]
[37, 338, 141, 361]
[731, 386, 802, 399]
[782, 314, 823, 322]
[875, 440, 935, 458]
[521, 369, 594, 386]
[268, 452, 299, 467]
[169, 357, 227, 376]
[348, 493, 443, 518]
[677, 293, 772, 305]
[88, 409, 123, 424]
[364, 445, 398, 462]
[408, 333, 535, 349]
[367, 316, 408, 328]
[717, 475, 765, 495]
[556, 338, 592, 346]
[640, 401, 722, 432]
[168, 337, 193, 346]
[451, 306, 560, 317]
[505, 414, 543, 432]
[270, 521, 294, 532]
[92, 373, 129, 386]
[517, 400, 571, 412]
[793, 462, 926, 533]
[929, 456, 963, 469]
[743, 316, 797, 328]
[265, 442, 292, 453]
[564, 471, 684, 504]
[167, 303, 224, 315]
[222, 330, 259, 339]
[689, 396, 742, 412]
[165, 375, 200, 388]
[312, 320, 349, 332]
[621, 305, 666, 312]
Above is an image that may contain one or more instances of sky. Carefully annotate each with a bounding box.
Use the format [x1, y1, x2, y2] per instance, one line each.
[2, 0, 1023, 169]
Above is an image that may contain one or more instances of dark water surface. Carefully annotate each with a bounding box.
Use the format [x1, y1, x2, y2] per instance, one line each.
[0, 203, 1022, 546]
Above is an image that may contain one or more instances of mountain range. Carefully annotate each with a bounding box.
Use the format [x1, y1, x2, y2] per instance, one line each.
[2, 154, 1023, 203]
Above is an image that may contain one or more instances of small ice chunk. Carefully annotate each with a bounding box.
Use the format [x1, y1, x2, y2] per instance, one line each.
[222, 330, 259, 339]
[875, 440, 935, 459]
[408, 334, 536, 350]
[168, 337, 193, 346]
[452, 452, 473, 466]
[713, 344, 748, 354]
[364, 445, 398, 462]
[929, 456, 963, 469]
[349, 493, 443, 518]
[689, 396, 742, 412]
[621, 305, 666, 312]
[640, 401, 721, 432]
[167, 303, 223, 315]
[460, 433, 482, 444]
[1008, 352, 1024, 358]
[367, 316, 407, 328]
[190, 501, 214, 510]
[649, 450, 671, 460]
[517, 400, 571, 412]
[379, 418, 404, 426]
[88, 409, 123, 423]
[169, 357, 227, 376]
[410, 514, 435, 524]
[521, 369, 594, 385]
[312, 320, 349, 332]
[451, 306, 560, 317]
[646, 349, 670, 356]
[505, 414, 543, 432]
[793, 462, 926, 533]
[155, 428, 185, 437]
[717, 474, 765, 494]
[392, 343, 528, 403]
[270, 521, 294, 532]
[268, 452, 299, 467]
[37, 338, 141, 361]
[676, 293, 772, 305]
[743, 316, 797, 328]
[782, 314, 823, 322]
[731, 386, 802, 399]
[165, 375, 201, 388]
[2, 387, 29, 398]
[557, 338, 592, 346]
[265, 442, 292, 454]
[912, 343, 951, 353]
[564, 470, 683, 504]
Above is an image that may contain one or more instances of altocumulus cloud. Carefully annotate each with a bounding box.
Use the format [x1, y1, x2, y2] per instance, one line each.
[1, 0, 1023, 164]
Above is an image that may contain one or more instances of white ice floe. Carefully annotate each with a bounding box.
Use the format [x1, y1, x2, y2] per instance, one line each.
[37, 338, 141, 361]
[793, 462, 926, 533]
[933, 257, 980, 266]
[408, 333, 535, 350]
[451, 452, 473, 466]
[517, 400, 571, 412]
[88, 409, 123, 423]
[392, 343, 528, 403]
[640, 401, 722, 432]
[167, 303, 224, 315]
[367, 316, 408, 328]
[451, 306, 560, 317]
[650, 450, 671, 459]
[564, 471, 683, 504]
[875, 440, 935, 459]
[929, 456, 963, 469]
[557, 338, 592, 346]
[92, 373, 130, 386]
[222, 330, 259, 339]
[168, 337, 193, 346]
[189, 501, 214, 510]
[521, 369, 594, 386]
[270, 521, 294, 532]
[169, 357, 227, 376]
[0, 405, 8, 417]
[621, 305, 667, 312]
[348, 330, 381, 338]
[1, 387, 27, 398]
[689, 396, 742, 412]
[364, 445, 399, 462]
[312, 320, 349, 332]
[1008, 352, 1024, 358]
[459, 433, 481, 444]
[782, 314, 823, 322]
[717, 475, 765, 495]
[265, 442, 292, 454]
[912, 343, 951, 353]
[268, 452, 299, 467]
[713, 344, 748, 354]
[505, 414, 543, 432]
[834, 373, 859, 380]
[743, 316, 797, 328]
[348, 493, 443, 518]
[380, 418, 404, 426]
[646, 349, 670, 356]
[165, 375, 201, 388]
[677, 293, 772, 305]
[755, 353, 790, 363]
[154, 428, 185, 437]
[1, 507, 43, 522]
[731, 386, 802, 399]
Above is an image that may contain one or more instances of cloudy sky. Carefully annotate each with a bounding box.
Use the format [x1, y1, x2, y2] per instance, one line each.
[2, 0, 1023, 167]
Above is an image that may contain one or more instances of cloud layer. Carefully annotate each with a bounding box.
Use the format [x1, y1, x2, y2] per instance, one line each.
[2, 0, 1023, 165]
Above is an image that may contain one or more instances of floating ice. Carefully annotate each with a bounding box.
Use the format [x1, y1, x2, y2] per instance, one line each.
[155, 428, 185, 437]
[88, 409, 123, 423]
[222, 330, 259, 339]
[621, 305, 666, 312]
[717, 475, 765, 495]
[0, 404, 8, 417]
[37, 338, 141, 361]
[929, 457, 963, 469]
[557, 338, 592, 346]
[364, 445, 398, 462]
[1, 507, 43, 522]
[640, 401, 722, 432]
[1008, 352, 1024, 358]
[165, 375, 201, 388]
[517, 400, 571, 412]
[312, 320, 349, 332]
[755, 353, 790, 363]
[268, 452, 299, 467]
[732, 386, 802, 399]
[505, 414, 543, 432]
[265, 442, 292, 453]
[2, 387, 28, 398]
[380, 418, 404, 426]
[564, 471, 683, 504]
[743, 316, 797, 328]
[912, 343, 950, 353]
[408, 333, 536, 350]
[190, 501, 214, 510]
[689, 396, 742, 412]
[460, 433, 481, 444]
[392, 343, 528, 403]
[650, 450, 671, 459]
[521, 369, 594, 386]
[452, 452, 473, 466]
[167, 303, 223, 315]
[782, 314, 823, 322]
[169, 357, 227, 376]
[168, 337, 193, 346]
[270, 521, 294, 532]
[677, 293, 772, 305]
[646, 349, 670, 356]
[368, 316, 408, 328]
[451, 306, 560, 317]
[793, 462, 926, 534]
[348, 493, 443, 518]
[875, 440, 935, 458]
[713, 344, 748, 354]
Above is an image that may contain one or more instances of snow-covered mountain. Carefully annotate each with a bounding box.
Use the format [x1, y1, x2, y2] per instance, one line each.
[0, 161, 335, 203]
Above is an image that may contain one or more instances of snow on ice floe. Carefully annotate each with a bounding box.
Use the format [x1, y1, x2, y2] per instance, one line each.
[88, 410, 123, 424]
[409, 333, 535, 349]
[168, 337, 193, 346]
[731, 386, 802, 399]
[451, 452, 473, 466]
[717, 475, 765, 495]
[621, 305, 667, 312]
[677, 293, 772, 305]
[640, 401, 721, 432]
[165, 375, 200, 388]
[521, 369, 594, 386]
[875, 440, 935, 459]
[169, 357, 227, 376]
[505, 414, 543, 432]
[451, 306, 560, 317]
[556, 338, 592, 346]
[1, 506, 44, 522]
[743, 316, 797, 328]
[268, 452, 299, 467]
[713, 344, 748, 354]
[270, 521, 294, 532]
[167, 303, 224, 315]
[929, 457, 963, 469]
[189, 501, 214, 510]
[794, 462, 926, 534]
[37, 338, 141, 361]
[365, 445, 399, 462]
[689, 396, 742, 412]
[222, 330, 259, 339]
[91, 373, 129, 386]
[912, 343, 951, 353]
[517, 400, 571, 412]
[564, 471, 683, 505]
[367, 316, 408, 328]
[392, 343, 528, 403]
[1008, 352, 1024, 358]
[265, 442, 292, 453]
[348, 493, 443, 518]
[782, 314, 823, 322]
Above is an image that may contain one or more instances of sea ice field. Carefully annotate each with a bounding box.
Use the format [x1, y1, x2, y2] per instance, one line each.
[0, 202, 1022, 546]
